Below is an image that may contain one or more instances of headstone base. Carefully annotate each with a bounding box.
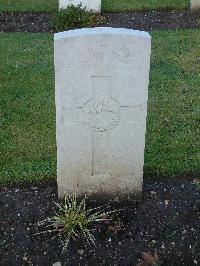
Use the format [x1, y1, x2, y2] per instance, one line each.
[190, 0, 200, 11]
[59, 0, 101, 13]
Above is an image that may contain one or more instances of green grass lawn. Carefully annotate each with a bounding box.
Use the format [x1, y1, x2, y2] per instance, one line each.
[0, 0, 58, 12]
[102, 0, 189, 13]
[0, 0, 189, 12]
[0, 30, 199, 185]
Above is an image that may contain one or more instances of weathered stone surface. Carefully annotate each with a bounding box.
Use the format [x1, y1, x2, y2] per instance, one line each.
[53, 262, 62, 266]
[54, 27, 151, 199]
[190, 0, 200, 11]
[59, 0, 101, 13]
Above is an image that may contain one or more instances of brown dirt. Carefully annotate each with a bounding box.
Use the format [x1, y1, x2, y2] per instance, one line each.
[0, 10, 200, 33]
[0, 178, 200, 265]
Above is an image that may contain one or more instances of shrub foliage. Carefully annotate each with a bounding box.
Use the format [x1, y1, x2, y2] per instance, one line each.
[51, 4, 106, 32]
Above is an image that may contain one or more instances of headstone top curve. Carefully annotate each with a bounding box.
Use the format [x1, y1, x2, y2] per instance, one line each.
[54, 27, 151, 41]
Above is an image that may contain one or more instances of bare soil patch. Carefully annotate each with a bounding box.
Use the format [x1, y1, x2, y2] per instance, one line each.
[0, 178, 200, 265]
[0, 10, 200, 33]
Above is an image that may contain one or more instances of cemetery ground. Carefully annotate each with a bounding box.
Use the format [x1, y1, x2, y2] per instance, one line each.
[0, 4, 200, 266]
[0, 28, 200, 265]
[0, 178, 200, 265]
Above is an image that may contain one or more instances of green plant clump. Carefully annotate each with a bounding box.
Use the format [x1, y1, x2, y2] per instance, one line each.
[37, 195, 116, 250]
[51, 4, 105, 32]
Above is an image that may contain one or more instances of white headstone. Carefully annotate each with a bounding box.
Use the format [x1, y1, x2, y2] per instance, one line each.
[59, 0, 101, 13]
[54, 27, 151, 200]
[190, 0, 200, 10]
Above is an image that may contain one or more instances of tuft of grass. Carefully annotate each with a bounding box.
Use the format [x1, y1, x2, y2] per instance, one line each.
[0, 30, 199, 185]
[36, 195, 117, 250]
[0, 0, 189, 13]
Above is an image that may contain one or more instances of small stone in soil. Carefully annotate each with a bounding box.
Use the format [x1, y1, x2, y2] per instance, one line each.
[53, 262, 62, 266]
[78, 249, 84, 255]
[31, 187, 38, 191]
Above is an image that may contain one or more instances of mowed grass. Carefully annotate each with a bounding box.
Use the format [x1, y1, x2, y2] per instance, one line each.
[145, 30, 200, 177]
[0, 0, 189, 12]
[0, 0, 58, 12]
[0, 34, 56, 185]
[0, 30, 199, 185]
[102, 0, 189, 13]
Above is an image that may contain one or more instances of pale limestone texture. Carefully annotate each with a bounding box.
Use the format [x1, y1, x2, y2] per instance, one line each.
[59, 0, 101, 13]
[190, 0, 200, 10]
[54, 28, 151, 199]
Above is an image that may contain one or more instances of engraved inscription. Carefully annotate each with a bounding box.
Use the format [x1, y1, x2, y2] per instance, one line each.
[84, 96, 120, 133]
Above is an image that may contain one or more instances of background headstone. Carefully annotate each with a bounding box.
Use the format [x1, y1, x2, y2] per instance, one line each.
[190, 0, 200, 11]
[55, 27, 151, 200]
[59, 0, 101, 13]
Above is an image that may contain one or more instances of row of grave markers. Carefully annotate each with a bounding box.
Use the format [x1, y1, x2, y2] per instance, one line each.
[59, 0, 200, 12]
